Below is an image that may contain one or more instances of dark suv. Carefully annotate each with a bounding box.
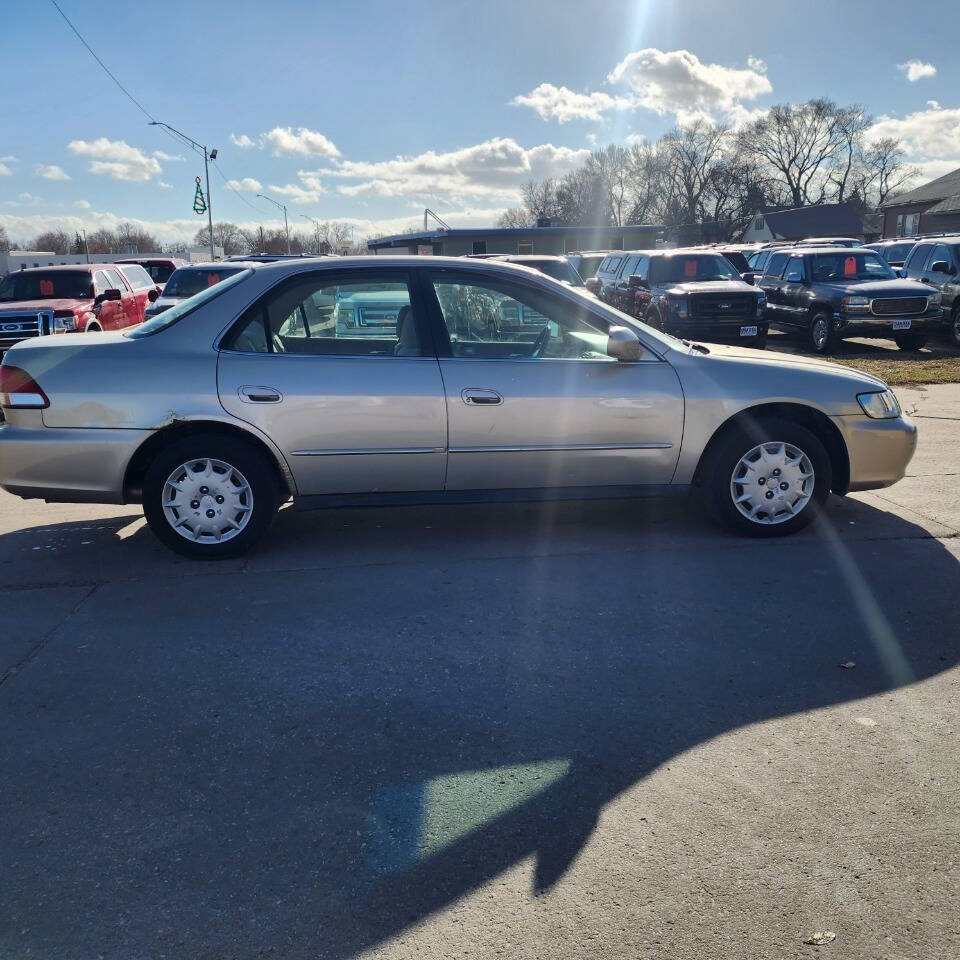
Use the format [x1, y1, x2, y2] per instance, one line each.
[629, 250, 768, 347]
[901, 236, 960, 345]
[759, 246, 943, 353]
[862, 239, 916, 270]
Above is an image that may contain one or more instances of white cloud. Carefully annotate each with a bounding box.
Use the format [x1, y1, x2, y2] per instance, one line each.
[897, 59, 936, 82]
[0, 155, 16, 162]
[152, 150, 185, 162]
[73, 200, 91, 210]
[5, 192, 43, 207]
[158, 181, 173, 190]
[67, 138, 163, 182]
[312, 137, 590, 206]
[0, 163, 11, 177]
[607, 48, 771, 120]
[868, 103, 960, 158]
[225, 177, 262, 192]
[264, 126, 340, 158]
[747, 56, 768, 74]
[35, 164, 71, 181]
[511, 83, 634, 123]
[230, 133, 258, 149]
[267, 179, 326, 205]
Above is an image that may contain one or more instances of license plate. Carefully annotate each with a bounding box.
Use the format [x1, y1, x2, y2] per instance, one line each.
[739, 325, 758, 337]
[892, 319, 911, 331]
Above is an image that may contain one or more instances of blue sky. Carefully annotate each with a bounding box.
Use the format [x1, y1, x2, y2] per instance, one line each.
[2, 0, 959, 245]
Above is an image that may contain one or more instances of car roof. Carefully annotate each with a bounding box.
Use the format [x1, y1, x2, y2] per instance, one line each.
[493, 254, 568, 262]
[13, 263, 98, 273]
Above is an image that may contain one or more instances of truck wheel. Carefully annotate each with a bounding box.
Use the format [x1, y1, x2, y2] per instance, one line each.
[142, 434, 279, 559]
[701, 417, 831, 538]
[809, 310, 838, 354]
[893, 333, 927, 352]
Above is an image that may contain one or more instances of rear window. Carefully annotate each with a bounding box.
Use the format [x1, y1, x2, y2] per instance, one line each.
[720, 251, 750, 272]
[0, 270, 93, 301]
[575, 255, 606, 279]
[127, 269, 252, 338]
[117, 263, 155, 291]
[879, 242, 915, 263]
[163, 266, 245, 298]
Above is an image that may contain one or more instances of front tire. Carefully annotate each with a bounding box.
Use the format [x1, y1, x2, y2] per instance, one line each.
[142, 434, 279, 559]
[949, 303, 960, 347]
[701, 418, 832, 537]
[809, 310, 838, 354]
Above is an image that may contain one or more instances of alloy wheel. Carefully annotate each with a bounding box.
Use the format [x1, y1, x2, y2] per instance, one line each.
[812, 317, 828, 350]
[730, 441, 815, 525]
[161, 457, 254, 543]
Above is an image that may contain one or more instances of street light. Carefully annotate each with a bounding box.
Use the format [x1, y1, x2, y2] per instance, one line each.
[299, 214, 325, 255]
[149, 121, 216, 260]
[258, 193, 291, 255]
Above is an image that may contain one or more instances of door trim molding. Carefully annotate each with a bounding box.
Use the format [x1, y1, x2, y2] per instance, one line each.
[448, 441, 673, 453]
[291, 446, 440, 456]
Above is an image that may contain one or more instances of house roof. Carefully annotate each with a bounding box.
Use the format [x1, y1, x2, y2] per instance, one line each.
[758, 203, 866, 239]
[925, 192, 960, 216]
[880, 166, 960, 208]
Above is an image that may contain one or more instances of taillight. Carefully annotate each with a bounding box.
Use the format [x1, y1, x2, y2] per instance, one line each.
[0, 365, 49, 409]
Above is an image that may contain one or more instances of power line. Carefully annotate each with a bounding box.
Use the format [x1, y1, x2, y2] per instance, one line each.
[211, 163, 270, 216]
[49, 0, 155, 122]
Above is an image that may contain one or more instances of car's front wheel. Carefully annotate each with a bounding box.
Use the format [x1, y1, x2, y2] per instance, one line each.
[701, 418, 832, 537]
[809, 310, 838, 354]
[142, 434, 279, 559]
[949, 303, 960, 347]
[894, 332, 927, 352]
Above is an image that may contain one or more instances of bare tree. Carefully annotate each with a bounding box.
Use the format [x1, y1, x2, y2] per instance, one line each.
[587, 145, 632, 225]
[33, 229, 72, 254]
[115, 222, 160, 253]
[658, 120, 731, 225]
[0, 225, 10, 254]
[496, 206, 534, 228]
[521, 179, 558, 221]
[554, 167, 608, 225]
[625, 143, 662, 225]
[193, 221, 248, 256]
[857, 138, 920, 207]
[85, 228, 119, 254]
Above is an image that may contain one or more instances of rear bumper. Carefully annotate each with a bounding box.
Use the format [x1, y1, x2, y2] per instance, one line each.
[834, 411, 917, 492]
[0, 423, 149, 503]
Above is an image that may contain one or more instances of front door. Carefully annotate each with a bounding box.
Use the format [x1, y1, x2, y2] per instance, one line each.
[217, 269, 447, 495]
[779, 254, 808, 326]
[422, 269, 683, 490]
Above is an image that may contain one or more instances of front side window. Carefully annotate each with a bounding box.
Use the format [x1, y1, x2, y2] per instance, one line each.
[431, 275, 614, 361]
[764, 253, 789, 279]
[929, 244, 954, 271]
[904, 243, 932, 272]
[785, 256, 806, 279]
[224, 276, 421, 357]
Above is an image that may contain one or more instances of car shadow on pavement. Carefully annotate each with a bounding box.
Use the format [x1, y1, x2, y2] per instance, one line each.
[0, 495, 958, 959]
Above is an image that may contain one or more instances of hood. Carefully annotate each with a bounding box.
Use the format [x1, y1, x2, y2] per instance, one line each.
[816, 278, 930, 297]
[664, 280, 759, 295]
[695, 341, 888, 389]
[0, 297, 94, 314]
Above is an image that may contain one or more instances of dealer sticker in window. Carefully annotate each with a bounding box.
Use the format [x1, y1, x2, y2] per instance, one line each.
[892, 320, 911, 331]
[739, 325, 758, 337]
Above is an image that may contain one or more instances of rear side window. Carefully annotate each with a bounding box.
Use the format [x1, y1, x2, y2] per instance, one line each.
[620, 255, 640, 278]
[605, 257, 623, 275]
[904, 243, 932, 272]
[104, 268, 128, 292]
[223, 275, 421, 357]
[764, 253, 789, 279]
[117, 263, 155, 291]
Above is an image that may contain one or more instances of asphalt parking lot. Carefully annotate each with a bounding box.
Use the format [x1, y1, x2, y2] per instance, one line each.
[1, 384, 959, 960]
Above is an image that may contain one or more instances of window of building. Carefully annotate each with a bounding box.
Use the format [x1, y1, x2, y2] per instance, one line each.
[755, 216, 765, 231]
[563, 237, 578, 253]
[517, 241, 534, 254]
[472, 241, 487, 256]
[902, 213, 921, 237]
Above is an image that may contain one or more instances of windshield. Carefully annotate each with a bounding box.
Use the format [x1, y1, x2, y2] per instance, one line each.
[525, 260, 584, 286]
[720, 251, 750, 272]
[810, 252, 896, 281]
[127, 269, 252, 338]
[574, 255, 606, 279]
[163, 266, 245, 298]
[650, 254, 741, 284]
[0, 270, 93, 302]
[878, 242, 915, 263]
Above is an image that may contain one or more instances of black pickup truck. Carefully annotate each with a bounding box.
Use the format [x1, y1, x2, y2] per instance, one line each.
[758, 246, 943, 353]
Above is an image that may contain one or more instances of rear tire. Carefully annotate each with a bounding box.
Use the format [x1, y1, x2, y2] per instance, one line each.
[809, 310, 838, 354]
[701, 417, 832, 538]
[894, 333, 927, 351]
[142, 434, 279, 559]
[85, 322, 102, 333]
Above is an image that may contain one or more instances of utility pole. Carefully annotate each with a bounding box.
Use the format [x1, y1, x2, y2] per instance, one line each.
[258, 194, 290, 254]
[299, 214, 324, 255]
[82, 229, 89, 263]
[149, 121, 217, 260]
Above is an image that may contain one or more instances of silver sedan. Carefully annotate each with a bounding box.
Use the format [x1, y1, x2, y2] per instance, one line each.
[0, 256, 917, 558]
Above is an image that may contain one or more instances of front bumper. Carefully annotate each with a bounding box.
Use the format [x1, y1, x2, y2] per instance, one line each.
[834, 411, 917, 492]
[664, 318, 768, 341]
[0, 423, 150, 503]
[833, 308, 943, 338]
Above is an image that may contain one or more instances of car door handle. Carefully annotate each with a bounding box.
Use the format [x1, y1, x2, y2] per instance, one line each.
[239, 385, 283, 403]
[461, 388, 503, 406]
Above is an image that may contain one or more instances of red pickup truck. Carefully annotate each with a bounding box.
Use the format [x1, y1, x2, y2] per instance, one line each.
[0, 263, 160, 352]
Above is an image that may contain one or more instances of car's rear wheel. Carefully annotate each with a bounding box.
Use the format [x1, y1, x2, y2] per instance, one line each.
[894, 332, 927, 351]
[142, 434, 279, 559]
[85, 321, 102, 332]
[809, 310, 838, 354]
[701, 418, 832, 537]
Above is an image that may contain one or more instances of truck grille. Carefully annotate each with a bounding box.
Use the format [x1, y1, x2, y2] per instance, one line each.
[871, 297, 928, 316]
[690, 293, 755, 319]
[0, 310, 52, 348]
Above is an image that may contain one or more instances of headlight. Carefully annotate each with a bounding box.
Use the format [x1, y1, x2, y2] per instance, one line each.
[53, 316, 76, 331]
[842, 295, 870, 313]
[857, 389, 901, 419]
[668, 297, 688, 318]
[928, 292, 942, 307]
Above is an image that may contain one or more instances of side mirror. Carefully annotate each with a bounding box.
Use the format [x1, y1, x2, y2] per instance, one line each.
[931, 260, 951, 274]
[147, 288, 160, 302]
[786, 271, 803, 283]
[743, 272, 755, 285]
[606, 325, 642, 362]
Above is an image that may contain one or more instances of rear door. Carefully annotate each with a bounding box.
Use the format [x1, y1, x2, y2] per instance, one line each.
[217, 267, 447, 496]
[423, 267, 683, 490]
[103, 268, 139, 328]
